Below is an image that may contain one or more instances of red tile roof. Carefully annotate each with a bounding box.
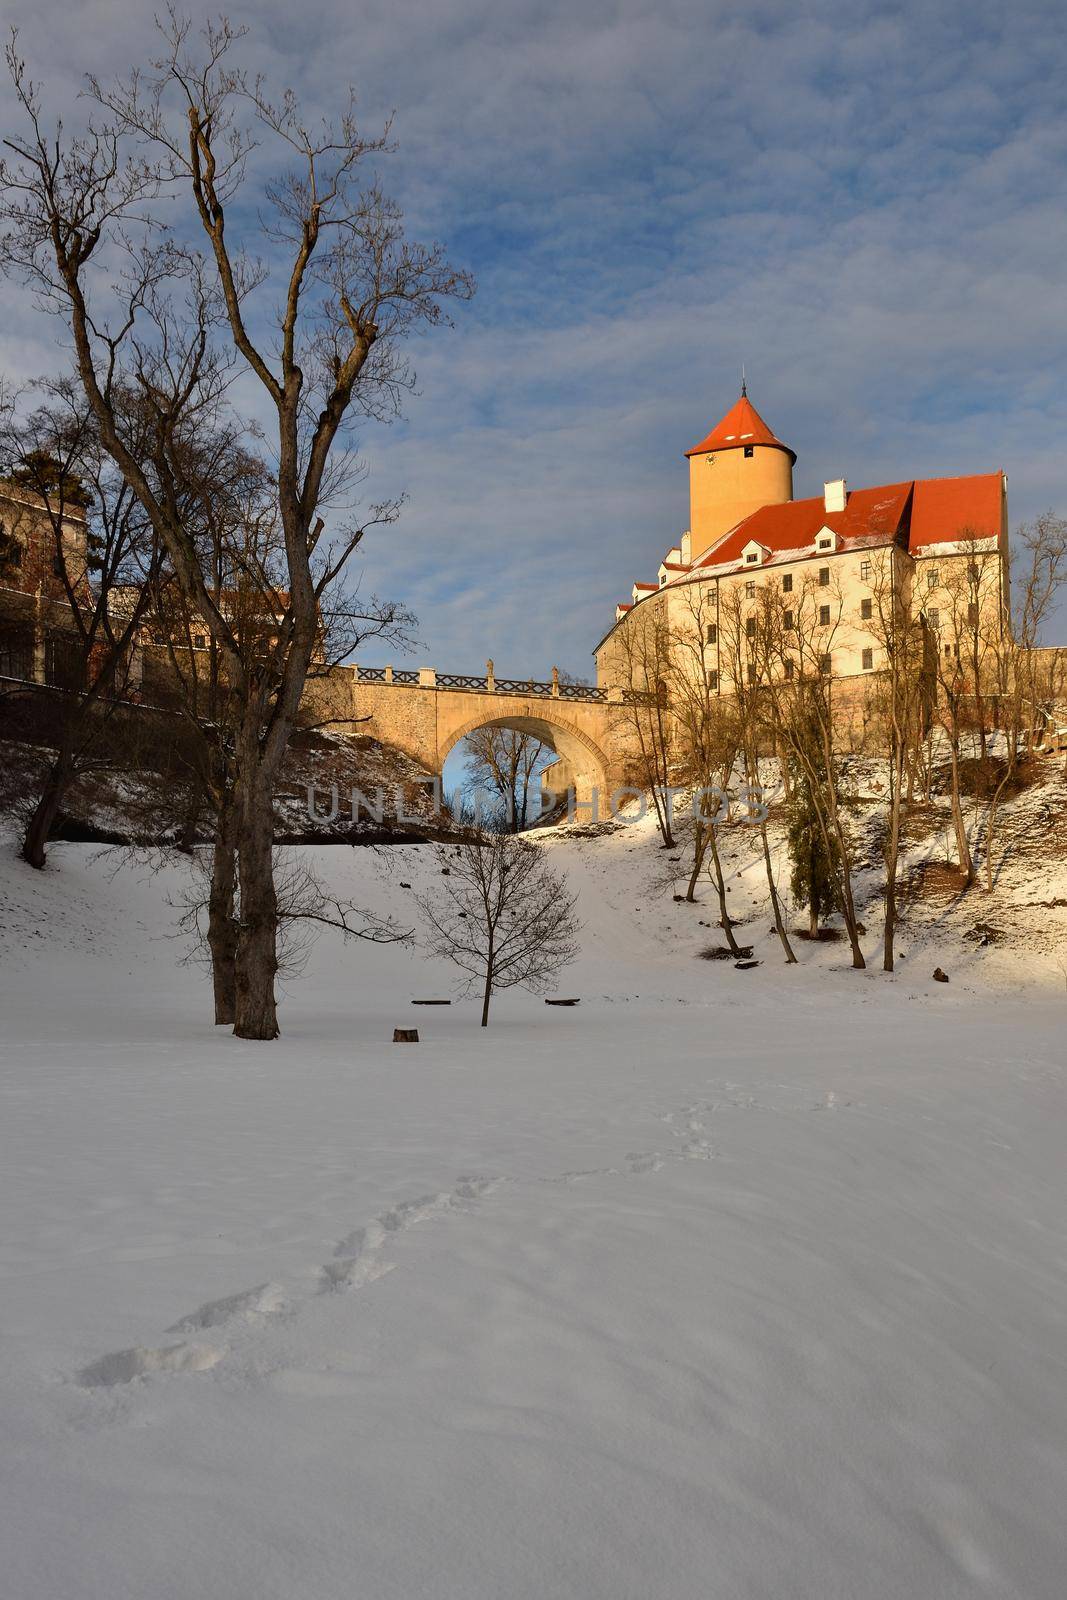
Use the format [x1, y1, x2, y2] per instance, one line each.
[695, 481, 914, 569]
[685, 394, 796, 464]
[909, 473, 1003, 550]
[689, 472, 1004, 573]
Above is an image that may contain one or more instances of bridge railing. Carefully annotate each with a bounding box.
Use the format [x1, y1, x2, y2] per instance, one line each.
[352, 663, 609, 704]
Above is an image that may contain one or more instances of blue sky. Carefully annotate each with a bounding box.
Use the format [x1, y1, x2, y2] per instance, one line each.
[6, 0, 1067, 671]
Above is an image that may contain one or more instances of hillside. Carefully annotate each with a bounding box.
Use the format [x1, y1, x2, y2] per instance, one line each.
[0, 726, 440, 849]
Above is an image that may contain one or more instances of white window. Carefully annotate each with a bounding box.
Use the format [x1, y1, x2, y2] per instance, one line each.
[745, 549, 759, 565]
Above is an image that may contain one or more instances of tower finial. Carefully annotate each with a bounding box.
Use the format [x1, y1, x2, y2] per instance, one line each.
[741, 363, 747, 398]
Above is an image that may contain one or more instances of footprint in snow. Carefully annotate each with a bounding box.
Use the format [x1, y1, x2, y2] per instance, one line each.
[321, 1178, 503, 1293]
[78, 1341, 222, 1388]
[166, 1281, 287, 1334]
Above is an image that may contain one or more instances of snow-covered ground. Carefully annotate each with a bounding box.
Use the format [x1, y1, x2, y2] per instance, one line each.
[1, 818, 1066, 1599]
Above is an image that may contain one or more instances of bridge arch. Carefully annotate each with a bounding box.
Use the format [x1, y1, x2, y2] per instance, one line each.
[438, 707, 612, 808]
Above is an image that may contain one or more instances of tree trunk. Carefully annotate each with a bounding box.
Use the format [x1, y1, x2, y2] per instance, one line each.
[233, 775, 280, 1040]
[809, 900, 819, 939]
[706, 825, 742, 955]
[177, 789, 203, 856]
[481, 936, 493, 1027]
[984, 766, 1014, 893]
[883, 754, 904, 973]
[685, 820, 708, 902]
[21, 740, 76, 870]
[839, 870, 867, 969]
[811, 720, 865, 969]
[208, 802, 238, 1026]
[761, 823, 797, 963]
[947, 735, 974, 883]
[647, 777, 675, 849]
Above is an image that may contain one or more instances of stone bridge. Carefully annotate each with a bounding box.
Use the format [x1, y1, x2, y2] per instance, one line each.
[307, 660, 636, 809]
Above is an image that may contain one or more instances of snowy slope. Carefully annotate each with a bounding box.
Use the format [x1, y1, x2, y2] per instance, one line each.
[1, 825, 1066, 1600]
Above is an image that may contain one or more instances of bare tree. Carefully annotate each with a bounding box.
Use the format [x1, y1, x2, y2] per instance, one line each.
[984, 514, 1067, 886]
[926, 538, 1005, 884]
[864, 548, 927, 970]
[760, 567, 867, 968]
[175, 842, 410, 991]
[718, 583, 798, 962]
[609, 599, 676, 846]
[664, 582, 747, 951]
[0, 383, 167, 868]
[463, 725, 550, 832]
[2, 18, 472, 1037]
[137, 426, 413, 1024]
[418, 833, 580, 1026]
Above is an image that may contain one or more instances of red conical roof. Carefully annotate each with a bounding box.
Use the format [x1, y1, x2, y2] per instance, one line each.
[685, 392, 796, 464]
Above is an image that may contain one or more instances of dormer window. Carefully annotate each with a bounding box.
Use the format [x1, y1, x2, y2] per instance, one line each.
[815, 526, 837, 554]
[741, 539, 766, 568]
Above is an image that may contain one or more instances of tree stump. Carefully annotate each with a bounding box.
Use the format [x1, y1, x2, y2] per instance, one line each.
[393, 1028, 420, 1043]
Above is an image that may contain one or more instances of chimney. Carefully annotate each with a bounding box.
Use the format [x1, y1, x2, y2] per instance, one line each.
[823, 479, 847, 514]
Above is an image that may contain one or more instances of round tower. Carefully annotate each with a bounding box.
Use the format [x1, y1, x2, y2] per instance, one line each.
[685, 387, 794, 559]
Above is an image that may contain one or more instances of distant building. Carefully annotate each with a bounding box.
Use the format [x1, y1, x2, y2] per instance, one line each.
[0, 480, 93, 688]
[595, 389, 1009, 739]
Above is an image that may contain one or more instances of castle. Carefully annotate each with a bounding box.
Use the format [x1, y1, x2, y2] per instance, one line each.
[594, 389, 1010, 733]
